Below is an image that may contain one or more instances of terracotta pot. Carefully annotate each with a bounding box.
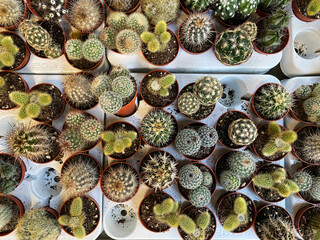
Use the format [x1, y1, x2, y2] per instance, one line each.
[28, 83, 66, 123]
[44, 206, 59, 218]
[294, 205, 320, 239]
[26, 0, 67, 21]
[116, 80, 138, 117]
[59, 195, 100, 237]
[216, 192, 256, 233]
[140, 69, 179, 108]
[61, 153, 102, 195]
[138, 191, 174, 233]
[292, 0, 319, 22]
[100, 162, 140, 203]
[0, 0, 28, 30]
[251, 83, 290, 121]
[256, 7, 270, 17]
[65, 0, 104, 33]
[179, 0, 213, 14]
[101, 121, 141, 161]
[0, 194, 25, 237]
[104, 0, 140, 13]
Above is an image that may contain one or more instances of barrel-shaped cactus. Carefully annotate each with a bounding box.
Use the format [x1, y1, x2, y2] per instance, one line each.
[227, 151, 256, 178]
[178, 92, 200, 115]
[80, 119, 103, 141]
[65, 39, 83, 60]
[193, 76, 223, 106]
[179, 164, 203, 190]
[184, 0, 213, 12]
[91, 75, 112, 98]
[292, 171, 313, 192]
[66, 111, 85, 128]
[25, 25, 52, 51]
[189, 186, 211, 207]
[175, 129, 201, 156]
[126, 12, 149, 35]
[215, 0, 259, 21]
[100, 26, 117, 49]
[107, 12, 127, 32]
[112, 76, 134, 99]
[228, 118, 258, 146]
[99, 91, 123, 114]
[198, 125, 218, 147]
[219, 170, 241, 191]
[82, 38, 104, 62]
[116, 29, 141, 54]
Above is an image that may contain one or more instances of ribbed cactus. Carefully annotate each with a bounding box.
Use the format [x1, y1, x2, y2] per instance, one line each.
[147, 74, 176, 97]
[59, 128, 85, 154]
[179, 164, 203, 190]
[0, 203, 13, 231]
[198, 125, 218, 148]
[126, 12, 149, 35]
[65, 39, 83, 60]
[292, 171, 312, 192]
[82, 38, 104, 62]
[175, 129, 201, 156]
[91, 75, 112, 98]
[263, 9, 289, 29]
[223, 197, 248, 232]
[189, 185, 211, 207]
[193, 76, 223, 106]
[80, 119, 103, 141]
[109, 65, 131, 80]
[227, 151, 256, 178]
[107, 12, 128, 32]
[140, 110, 176, 148]
[259, 0, 290, 12]
[153, 198, 179, 228]
[0, 35, 19, 68]
[215, 0, 258, 21]
[227, 118, 258, 146]
[253, 83, 291, 120]
[307, 0, 320, 16]
[102, 163, 139, 202]
[17, 209, 61, 240]
[184, 0, 213, 12]
[116, 29, 141, 54]
[112, 76, 134, 99]
[240, 22, 257, 41]
[99, 91, 123, 114]
[178, 92, 200, 115]
[0, 159, 19, 194]
[310, 177, 320, 201]
[100, 26, 117, 49]
[259, 29, 284, 48]
[0, 0, 24, 27]
[66, 111, 85, 128]
[295, 131, 320, 163]
[141, 151, 177, 190]
[219, 170, 241, 191]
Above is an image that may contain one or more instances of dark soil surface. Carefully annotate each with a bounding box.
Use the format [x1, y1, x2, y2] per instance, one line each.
[60, 196, 100, 236]
[0, 196, 20, 234]
[291, 90, 309, 122]
[253, 124, 287, 161]
[298, 165, 320, 204]
[178, 163, 215, 200]
[29, 84, 64, 122]
[1, 32, 27, 70]
[296, 0, 320, 19]
[215, 111, 249, 148]
[29, 20, 64, 58]
[179, 84, 215, 120]
[141, 71, 178, 108]
[139, 192, 172, 232]
[30, 0, 66, 22]
[217, 13, 249, 26]
[141, 31, 179, 65]
[217, 193, 255, 233]
[298, 207, 320, 240]
[178, 206, 216, 240]
[0, 72, 27, 110]
[180, 0, 213, 13]
[0, 154, 22, 193]
[105, 0, 139, 12]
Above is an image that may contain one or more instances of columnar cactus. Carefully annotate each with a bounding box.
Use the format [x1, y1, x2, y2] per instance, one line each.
[126, 12, 149, 35]
[80, 119, 103, 141]
[178, 92, 200, 115]
[175, 129, 201, 156]
[259, 0, 290, 12]
[179, 212, 211, 240]
[179, 164, 203, 190]
[198, 125, 218, 148]
[59, 128, 85, 154]
[99, 91, 123, 114]
[115, 29, 141, 54]
[219, 170, 241, 191]
[184, 0, 213, 12]
[189, 185, 211, 207]
[307, 0, 320, 16]
[66, 111, 85, 128]
[91, 75, 112, 98]
[82, 38, 104, 62]
[112, 76, 134, 98]
[0, 35, 19, 68]
[292, 171, 313, 192]
[0, 159, 19, 194]
[147, 74, 176, 97]
[228, 118, 258, 146]
[153, 198, 180, 227]
[223, 197, 248, 232]
[0, 203, 13, 231]
[227, 151, 256, 178]
[0, 0, 24, 27]
[65, 39, 83, 60]
[263, 10, 289, 29]
[193, 76, 223, 106]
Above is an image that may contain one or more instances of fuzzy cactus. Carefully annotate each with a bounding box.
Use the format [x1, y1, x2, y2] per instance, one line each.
[227, 151, 256, 178]
[109, 65, 131, 80]
[91, 74, 112, 98]
[193, 76, 223, 106]
[295, 131, 320, 163]
[82, 38, 104, 62]
[112, 76, 134, 99]
[310, 177, 320, 201]
[179, 211, 211, 240]
[175, 129, 201, 156]
[101, 130, 137, 156]
[215, 0, 258, 21]
[178, 92, 200, 115]
[99, 91, 123, 114]
[17, 209, 61, 240]
[59, 128, 85, 154]
[0, 159, 19, 194]
[147, 74, 176, 97]
[184, 0, 213, 12]
[292, 171, 313, 192]
[126, 12, 149, 35]
[107, 12, 127, 32]
[228, 118, 258, 146]
[80, 119, 103, 141]
[0, 203, 13, 231]
[259, 0, 290, 12]
[0, 35, 19, 68]
[102, 163, 139, 202]
[189, 185, 211, 207]
[116, 29, 141, 54]
[0, 0, 24, 27]
[223, 197, 248, 232]
[100, 26, 117, 49]
[197, 125, 218, 148]
[65, 39, 83, 60]
[66, 111, 85, 128]
[179, 164, 203, 190]
[219, 170, 241, 191]
[153, 198, 180, 227]
[253, 83, 291, 120]
[261, 122, 297, 157]
[140, 110, 176, 148]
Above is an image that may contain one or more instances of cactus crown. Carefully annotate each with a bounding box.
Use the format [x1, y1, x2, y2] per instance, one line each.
[227, 118, 258, 146]
[147, 74, 176, 97]
[179, 164, 204, 190]
[197, 125, 218, 148]
[0, 159, 19, 194]
[66, 111, 85, 128]
[188, 185, 211, 207]
[99, 91, 123, 114]
[82, 37, 104, 62]
[178, 92, 201, 116]
[116, 29, 141, 54]
[0, 34, 19, 69]
[175, 128, 202, 156]
[91, 74, 112, 98]
[292, 171, 313, 192]
[112, 76, 134, 99]
[107, 0, 133, 11]
[193, 76, 223, 106]
[227, 151, 256, 178]
[223, 196, 248, 232]
[0, 0, 24, 27]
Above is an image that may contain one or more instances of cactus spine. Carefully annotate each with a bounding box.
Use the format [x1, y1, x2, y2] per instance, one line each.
[219, 170, 241, 191]
[193, 76, 223, 106]
[179, 164, 203, 190]
[197, 125, 218, 148]
[99, 91, 123, 114]
[184, 0, 213, 12]
[0, 0, 24, 27]
[227, 151, 256, 178]
[0, 159, 19, 194]
[292, 171, 312, 192]
[178, 92, 201, 115]
[82, 38, 104, 62]
[175, 129, 201, 156]
[223, 196, 248, 232]
[295, 130, 320, 163]
[227, 118, 258, 146]
[189, 185, 211, 207]
[91, 75, 112, 98]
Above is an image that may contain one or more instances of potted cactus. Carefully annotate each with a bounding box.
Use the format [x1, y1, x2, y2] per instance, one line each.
[179, 0, 214, 14]
[140, 70, 178, 108]
[252, 122, 297, 162]
[215, 151, 256, 191]
[0, 195, 24, 237]
[100, 12, 149, 54]
[0, 153, 25, 194]
[104, 0, 140, 13]
[251, 83, 291, 121]
[252, 164, 299, 202]
[17, 208, 61, 240]
[178, 14, 216, 54]
[140, 150, 178, 190]
[295, 205, 320, 240]
[293, 125, 320, 164]
[254, 205, 296, 239]
[65, 0, 104, 33]
[26, 0, 67, 22]
[140, 21, 179, 66]
[59, 196, 100, 239]
[177, 163, 216, 207]
[292, 0, 320, 22]
[140, 109, 178, 148]
[61, 153, 101, 197]
[0, 72, 28, 110]
[101, 162, 140, 202]
[257, 0, 290, 15]
[101, 121, 140, 160]
[0, 0, 28, 30]
[4, 124, 62, 164]
[217, 193, 256, 233]
[178, 76, 223, 120]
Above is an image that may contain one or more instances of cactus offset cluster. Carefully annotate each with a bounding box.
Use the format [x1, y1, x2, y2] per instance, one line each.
[0, 159, 19, 194]
[147, 74, 176, 97]
[58, 197, 86, 239]
[223, 197, 248, 232]
[293, 170, 320, 201]
[184, 0, 213, 12]
[0, 203, 13, 231]
[0, 34, 20, 69]
[153, 198, 180, 227]
[259, 0, 290, 12]
[17, 209, 61, 240]
[227, 118, 258, 146]
[0, 0, 24, 27]
[179, 211, 211, 240]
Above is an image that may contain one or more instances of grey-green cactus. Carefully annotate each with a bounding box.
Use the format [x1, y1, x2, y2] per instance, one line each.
[115, 29, 141, 54]
[91, 74, 112, 98]
[112, 76, 134, 99]
[228, 118, 258, 146]
[0, 159, 19, 194]
[99, 91, 123, 114]
[193, 76, 223, 106]
[65, 39, 83, 60]
[0, 203, 13, 231]
[227, 151, 256, 178]
[79, 118, 103, 141]
[295, 85, 313, 100]
[82, 38, 104, 62]
[189, 186, 211, 207]
[109, 66, 131, 80]
[175, 129, 201, 156]
[198, 125, 218, 148]
[178, 92, 200, 115]
[219, 170, 241, 191]
[202, 171, 213, 186]
[179, 164, 203, 190]
[292, 171, 313, 192]
[59, 128, 85, 154]
[100, 26, 117, 49]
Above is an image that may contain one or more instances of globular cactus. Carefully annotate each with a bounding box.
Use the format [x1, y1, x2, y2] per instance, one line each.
[193, 76, 223, 106]
[202, 172, 213, 186]
[240, 22, 257, 41]
[107, 0, 133, 11]
[310, 177, 320, 201]
[61, 157, 99, 197]
[307, 0, 320, 16]
[24, 25, 52, 51]
[253, 83, 291, 120]
[0, 0, 24, 27]
[189, 185, 211, 207]
[80, 119, 103, 141]
[292, 171, 313, 192]
[227, 118, 258, 146]
[141, 152, 177, 190]
[116, 29, 141, 54]
[261, 122, 297, 157]
[109, 65, 131, 80]
[197, 125, 218, 148]
[295, 85, 313, 100]
[219, 170, 241, 191]
[126, 12, 149, 35]
[303, 97, 320, 121]
[178, 92, 200, 115]
[214, 0, 258, 21]
[99, 26, 117, 49]
[259, 0, 290, 12]
[65, 39, 83, 60]
[112, 76, 134, 99]
[179, 164, 203, 190]
[0, 159, 19, 194]
[237, 0, 259, 17]
[68, 0, 102, 32]
[0, 35, 19, 68]
[99, 91, 123, 114]
[44, 43, 61, 59]
[295, 131, 320, 163]
[140, 110, 176, 148]
[147, 74, 176, 97]
[107, 12, 127, 32]
[59, 128, 85, 154]
[66, 111, 85, 128]
[263, 9, 289, 29]
[91, 74, 112, 98]
[227, 151, 256, 178]
[223, 197, 248, 232]
[17, 209, 61, 240]
[82, 38, 104, 62]
[175, 129, 201, 156]
[184, 0, 213, 12]
[102, 163, 139, 202]
[153, 198, 180, 227]
[0, 203, 13, 231]
[58, 197, 86, 239]
[258, 216, 297, 240]
[101, 130, 137, 156]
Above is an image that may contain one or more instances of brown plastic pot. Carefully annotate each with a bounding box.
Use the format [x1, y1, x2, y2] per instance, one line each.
[179, 0, 213, 14]
[256, 7, 270, 17]
[216, 192, 256, 233]
[140, 69, 179, 109]
[292, 0, 319, 22]
[101, 162, 140, 203]
[44, 206, 59, 218]
[251, 83, 290, 121]
[117, 80, 138, 117]
[26, 0, 67, 21]
[0, 0, 28, 30]
[294, 205, 319, 239]
[104, 0, 140, 13]
[0, 194, 25, 237]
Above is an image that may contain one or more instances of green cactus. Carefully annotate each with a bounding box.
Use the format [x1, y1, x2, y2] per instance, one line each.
[259, 0, 290, 12]
[295, 85, 313, 100]
[215, 0, 258, 21]
[197, 125, 218, 148]
[193, 76, 223, 106]
[219, 170, 241, 191]
[0, 35, 19, 68]
[175, 129, 201, 156]
[65, 39, 83, 60]
[184, 0, 213, 12]
[82, 38, 104, 62]
[202, 172, 213, 187]
[307, 0, 320, 16]
[147, 74, 176, 97]
[189, 186, 211, 207]
[80, 119, 103, 142]
[65, 112, 85, 128]
[304, 97, 320, 119]
[259, 29, 283, 47]
[223, 196, 248, 232]
[227, 118, 258, 146]
[153, 198, 180, 227]
[59, 128, 85, 154]
[310, 177, 320, 201]
[101, 130, 137, 155]
[24, 25, 52, 51]
[239, 22, 257, 41]
[116, 29, 141, 54]
[178, 92, 201, 115]
[100, 26, 117, 49]
[0, 76, 5, 88]
[17, 209, 61, 240]
[263, 9, 289, 29]
[112, 76, 134, 99]
[44, 43, 61, 59]
[91, 75, 112, 98]
[107, 12, 128, 32]
[109, 65, 131, 80]
[227, 151, 256, 178]
[0, 159, 19, 194]
[0, 203, 13, 231]
[0, 0, 24, 27]
[99, 91, 123, 114]
[179, 164, 203, 190]
[126, 12, 149, 35]
[238, 0, 259, 17]
[253, 83, 291, 120]
[292, 171, 313, 192]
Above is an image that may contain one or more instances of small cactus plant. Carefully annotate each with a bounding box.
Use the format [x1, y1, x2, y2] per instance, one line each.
[111, 76, 134, 99]
[179, 211, 211, 240]
[109, 65, 131, 80]
[263, 9, 290, 29]
[65, 39, 83, 60]
[126, 12, 149, 35]
[219, 170, 241, 191]
[307, 0, 320, 16]
[310, 177, 320, 201]
[0, 159, 19, 194]
[99, 26, 117, 49]
[82, 37, 104, 62]
[59, 128, 85, 154]
[184, 0, 213, 12]
[188, 185, 211, 207]
[0, 0, 24, 27]
[66, 111, 86, 128]
[179, 164, 203, 190]
[223, 197, 248, 232]
[115, 29, 141, 54]
[197, 125, 218, 148]
[178, 92, 201, 115]
[227, 118, 258, 146]
[0, 203, 13, 231]
[175, 129, 201, 156]
[259, 0, 290, 12]
[295, 130, 320, 163]
[0, 34, 19, 69]
[292, 171, 313, 192]
[99, 91, 123, 114]
[107, 12, 127, 32]
[36, 0, 68, 22]
[193, 76, 223, 106]
[153, 198, 180, 228]
[227, 151, 256, 178]
[147, 74, 176, 97]
[91, 74, 112, 98]
[79, 119, 103, 141]
[240, 22, 257, 41]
